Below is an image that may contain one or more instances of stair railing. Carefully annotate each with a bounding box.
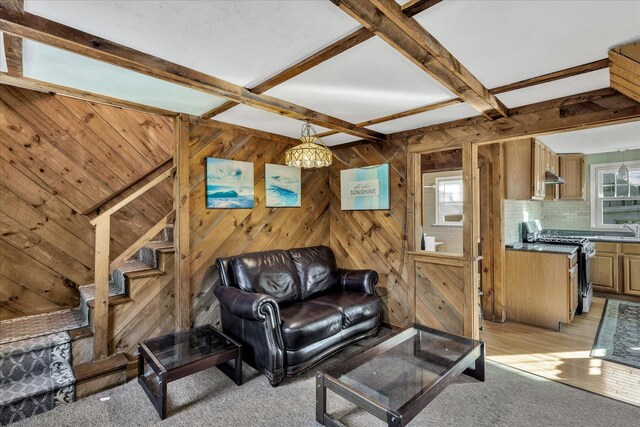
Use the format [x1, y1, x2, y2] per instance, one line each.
[89, 165, 176, 361]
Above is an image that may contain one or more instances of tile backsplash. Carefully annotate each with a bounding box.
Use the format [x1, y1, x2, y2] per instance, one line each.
[504, 200, 542, 243]
[541, 200, 590, 230]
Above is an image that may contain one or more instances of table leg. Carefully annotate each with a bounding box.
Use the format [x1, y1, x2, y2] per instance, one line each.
[234, 348, 243, 386]
[316, 372, 326, 424]
[465, 342, 485, 381]
[159, 371, 167, 419]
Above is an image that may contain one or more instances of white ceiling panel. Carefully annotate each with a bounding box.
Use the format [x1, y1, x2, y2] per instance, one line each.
[214, 104, 330, 139]
[539, 122, 640, 154]
[265, 37, 455, 123]
[368, 103, 479, 134]
[497, 69, 611, 109]
[322, 133, 360, 147]
[0, 32, 7, 73]
[415, 0, 640, 88]
[22, 40, 227, 115]
[25, 0, 361, 87]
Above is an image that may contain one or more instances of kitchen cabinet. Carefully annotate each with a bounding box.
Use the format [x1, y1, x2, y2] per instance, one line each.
[591, 252, 620, 293]
[505, 249, 578, 330]
[504, 138, 547, 200]
[592, 242, 640, 296]
[532, 140, 546, 199]
[559, 154, 585, 200]
[623, 244, 640, 296]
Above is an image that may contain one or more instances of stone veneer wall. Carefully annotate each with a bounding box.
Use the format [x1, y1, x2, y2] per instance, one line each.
[503, 200, 542, 243]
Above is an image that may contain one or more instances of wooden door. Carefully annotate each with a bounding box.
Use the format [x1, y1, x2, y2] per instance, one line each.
[624, 255, 640, 296]
[591, 253, 620, 293]
[559, 155, 585, 200]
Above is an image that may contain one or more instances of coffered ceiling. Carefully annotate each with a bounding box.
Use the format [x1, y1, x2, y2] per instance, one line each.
[1, 0, 638, 145]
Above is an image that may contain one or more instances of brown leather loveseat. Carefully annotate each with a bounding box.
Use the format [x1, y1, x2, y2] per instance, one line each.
[214, 246, 380, 386]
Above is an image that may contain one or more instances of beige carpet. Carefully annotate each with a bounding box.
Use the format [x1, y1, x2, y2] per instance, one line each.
[12, 338, 639, 427]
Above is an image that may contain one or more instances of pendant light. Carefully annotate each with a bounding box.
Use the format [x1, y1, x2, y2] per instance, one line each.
[285, 121, 333, 169]
[619, 149, 629, 181]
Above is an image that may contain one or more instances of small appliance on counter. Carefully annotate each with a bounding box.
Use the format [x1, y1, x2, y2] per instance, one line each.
[519, 220, 596, 313]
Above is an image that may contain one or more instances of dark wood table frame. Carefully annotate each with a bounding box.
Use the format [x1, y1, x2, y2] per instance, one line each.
[316, 325, 485, 427]
[137, 331, 242, 419]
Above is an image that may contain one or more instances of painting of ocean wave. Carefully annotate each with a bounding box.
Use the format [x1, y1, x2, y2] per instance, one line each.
[206, 158, 254, 209]
[265, 164, 301, 208]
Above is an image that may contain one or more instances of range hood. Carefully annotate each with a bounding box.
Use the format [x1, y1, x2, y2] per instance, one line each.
[545, 170, 566, 185]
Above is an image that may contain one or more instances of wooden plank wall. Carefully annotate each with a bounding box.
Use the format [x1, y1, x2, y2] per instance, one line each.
[330, 138, 410, 328]
[0, 86, 173, 320]
[187, 121, 330, 328]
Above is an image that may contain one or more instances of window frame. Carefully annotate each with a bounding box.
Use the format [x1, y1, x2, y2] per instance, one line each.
[590, 160, 640, 230]
[434, 176, 464, 227]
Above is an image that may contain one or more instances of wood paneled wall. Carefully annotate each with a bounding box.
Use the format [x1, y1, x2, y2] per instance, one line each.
[330, 138, 409, 328]
[186, 121, 330, 328]
[0, 86, 173, 320]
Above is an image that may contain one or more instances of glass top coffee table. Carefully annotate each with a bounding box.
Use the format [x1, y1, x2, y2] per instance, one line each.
[138, 325, 242, 419]
[316, 325, 485, 427]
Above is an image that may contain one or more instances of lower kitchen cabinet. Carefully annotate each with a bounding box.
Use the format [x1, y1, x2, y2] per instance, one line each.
[624, 254, 640, 296]
[592, 242, 640, 297]
[505, 249, 578, 330]
[592, 252, 620, 293]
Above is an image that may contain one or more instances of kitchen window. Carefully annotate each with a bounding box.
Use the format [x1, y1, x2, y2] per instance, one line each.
[591, 161, 640, 229]
[435, 177, 463, 226]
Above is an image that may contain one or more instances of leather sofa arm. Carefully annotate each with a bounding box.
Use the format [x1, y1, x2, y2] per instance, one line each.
[214, 286, 281, 326]
[336, 268, 378, 295]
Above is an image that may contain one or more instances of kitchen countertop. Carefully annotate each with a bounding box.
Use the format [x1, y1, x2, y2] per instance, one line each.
[506, 242, 579, 255]
[542, 229, 640, 244]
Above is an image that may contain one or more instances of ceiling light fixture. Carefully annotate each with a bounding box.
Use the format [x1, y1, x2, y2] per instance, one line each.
[619, 149, 629, 181]
[285, 121, 333, 169]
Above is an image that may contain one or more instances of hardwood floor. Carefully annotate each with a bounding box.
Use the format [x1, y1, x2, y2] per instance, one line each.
[480, 297, 640, 407]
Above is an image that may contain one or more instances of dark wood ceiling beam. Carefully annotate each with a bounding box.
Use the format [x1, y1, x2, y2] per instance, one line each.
[332, 0, 508, 120]
[491, 58, 610, 94]
[199, 0, 442, 119]
[0, 10, 385, 142]
[316, 58, 610, 139]
[1, 0, 23, 76]
[402, 88, 640, 149]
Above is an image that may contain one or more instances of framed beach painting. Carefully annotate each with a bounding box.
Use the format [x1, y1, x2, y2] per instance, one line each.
[340, 163, 390, 210]
[205, 158, 254, 208]
[265, 163, 301, 208]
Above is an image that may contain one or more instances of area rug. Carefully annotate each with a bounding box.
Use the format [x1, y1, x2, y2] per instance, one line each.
[591, 299, 640, 369]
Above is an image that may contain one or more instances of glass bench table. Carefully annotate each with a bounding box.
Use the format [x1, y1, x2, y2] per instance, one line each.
[316, 325, 485, 427]
[138, 325, 242, 419]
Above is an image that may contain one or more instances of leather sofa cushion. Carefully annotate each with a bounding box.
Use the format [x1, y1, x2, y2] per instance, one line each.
[288, 246, 338, 300]
[231, 250, 301, 303]
[310, 292, 380, 328]
[279, 302, 342, 350]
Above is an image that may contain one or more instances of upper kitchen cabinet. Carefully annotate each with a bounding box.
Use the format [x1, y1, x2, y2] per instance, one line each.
[559, 154, 586, 200]
[504, 138, 556, 200]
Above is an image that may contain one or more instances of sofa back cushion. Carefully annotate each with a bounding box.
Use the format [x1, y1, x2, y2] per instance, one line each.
[288, 246, 338, 300]
[231, 250, 301, 303]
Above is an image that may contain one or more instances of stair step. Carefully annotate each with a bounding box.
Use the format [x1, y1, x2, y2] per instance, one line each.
[144, 240, 174, 251]
[0, 360, 75, 424]
[0, 332, 70, 359]
[0, 333, 72, 387]
[119, 259, 153, 273]
[0, 309, 88, 346]
[86, 295, 132, 308]
[125, 268, 163, 280]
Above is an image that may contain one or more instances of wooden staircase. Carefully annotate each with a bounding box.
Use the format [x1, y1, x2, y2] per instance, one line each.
[0, 165, 177, 423]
